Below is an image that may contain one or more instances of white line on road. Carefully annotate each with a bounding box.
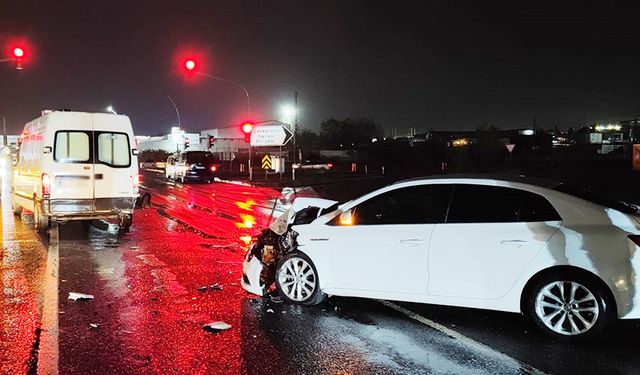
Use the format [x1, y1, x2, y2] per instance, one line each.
[38, 223, 59, 375]
[378, 300, 548, 375]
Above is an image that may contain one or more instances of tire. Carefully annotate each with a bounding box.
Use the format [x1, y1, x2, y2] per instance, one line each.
[33, 202, 50, 233]
[525, 273, 614, 338]
[275, 251, 326, 305]
[11, 191, 22, 216]
[119, 214, 132, 233]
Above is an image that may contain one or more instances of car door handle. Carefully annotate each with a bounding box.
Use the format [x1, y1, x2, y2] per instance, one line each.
[500, 240, 531, 248]
[400, 239, 427, 245]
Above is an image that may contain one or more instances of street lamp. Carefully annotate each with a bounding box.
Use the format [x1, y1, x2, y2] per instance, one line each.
[280, 104, 296, 124]
[106, 105, 117, 114]
[280, 101, 299, 163]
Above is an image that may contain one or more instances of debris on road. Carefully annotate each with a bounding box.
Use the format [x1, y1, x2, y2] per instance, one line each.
[197, 283, 224, 292]
[202, 321, 232, 333]
[89, 323, 100, 330]
[68, 292, 95, 301]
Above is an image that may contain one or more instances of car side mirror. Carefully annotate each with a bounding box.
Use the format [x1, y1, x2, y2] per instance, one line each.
[339, 210, 353, 225]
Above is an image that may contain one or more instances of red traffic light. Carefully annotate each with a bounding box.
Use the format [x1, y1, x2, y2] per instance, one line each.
[242, 122, 253, 134]
[13, 47, 24, 58]
[241, 122, 254, 143]
[185, 59, 196, 71]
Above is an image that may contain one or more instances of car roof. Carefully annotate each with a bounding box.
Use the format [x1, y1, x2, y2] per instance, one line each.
[394, 174, 561, 189]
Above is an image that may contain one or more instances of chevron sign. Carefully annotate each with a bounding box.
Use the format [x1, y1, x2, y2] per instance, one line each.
[261, 154, 272, 169]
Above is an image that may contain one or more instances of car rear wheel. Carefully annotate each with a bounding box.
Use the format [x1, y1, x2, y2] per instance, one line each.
[526, 275, 613, 338]
[33, 202, 50, 233]
[119, 214, 132, 233]
[275, 252, 326, 305]
[11, 191, 22, 216]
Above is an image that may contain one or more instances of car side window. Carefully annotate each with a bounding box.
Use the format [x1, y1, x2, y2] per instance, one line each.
[446, 184, 561, 223]
[352, 184, 452, 225]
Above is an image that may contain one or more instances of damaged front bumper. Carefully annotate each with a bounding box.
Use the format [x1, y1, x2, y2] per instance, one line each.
[240, 197, 338, 297]
[241, 255, 266, 296]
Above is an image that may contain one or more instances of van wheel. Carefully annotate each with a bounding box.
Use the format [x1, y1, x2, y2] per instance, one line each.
[119, 214, 132, 233]
[11, 191, 22, 216]
[34, 203, 50, 233]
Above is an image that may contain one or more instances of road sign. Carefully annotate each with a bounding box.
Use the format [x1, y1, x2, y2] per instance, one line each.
[505, 144, 516, 153]
[251, 125, 293, 147]
[261, 154, 272, 169]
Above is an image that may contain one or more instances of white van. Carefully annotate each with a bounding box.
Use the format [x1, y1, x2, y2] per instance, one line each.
[11, 110, 140, 233]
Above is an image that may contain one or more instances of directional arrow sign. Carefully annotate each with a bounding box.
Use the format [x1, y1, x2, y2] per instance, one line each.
[261, 154, 272, 169]
[251, 125, 293, 147]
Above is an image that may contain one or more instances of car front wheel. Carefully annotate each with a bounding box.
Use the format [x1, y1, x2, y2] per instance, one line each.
[527, 275, 613, 338]
[275, 252, 326, 305]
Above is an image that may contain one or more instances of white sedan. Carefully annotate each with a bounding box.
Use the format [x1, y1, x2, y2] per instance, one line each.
[242, 176, 640, 338]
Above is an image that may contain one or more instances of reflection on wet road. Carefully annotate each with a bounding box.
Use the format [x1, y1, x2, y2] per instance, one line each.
[2, 171, 640, 374]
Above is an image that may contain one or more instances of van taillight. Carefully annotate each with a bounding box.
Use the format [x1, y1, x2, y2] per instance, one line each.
[134, 174, 141, 187]
[41, 173, 51, 196]
[628, 235, 640, 247]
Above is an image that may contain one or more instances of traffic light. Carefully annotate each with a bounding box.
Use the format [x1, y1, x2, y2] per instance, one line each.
[208, 135, 215, 148]
[241, 122, 253, 143]
[13, 47, 24, 58]
[184, 59, 196, 72]
[12, 46, 24, 70]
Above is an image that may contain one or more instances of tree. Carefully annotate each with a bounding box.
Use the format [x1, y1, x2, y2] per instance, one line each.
[297, 129, 320, 150]
[319, 118, 384, 148]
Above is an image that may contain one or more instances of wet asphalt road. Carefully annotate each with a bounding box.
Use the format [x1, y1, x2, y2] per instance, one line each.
[2, 170, 640, 375]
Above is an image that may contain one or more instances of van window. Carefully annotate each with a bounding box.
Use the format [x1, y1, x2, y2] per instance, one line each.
[54, 131, 91, 163]
[96, 132, 130, 167]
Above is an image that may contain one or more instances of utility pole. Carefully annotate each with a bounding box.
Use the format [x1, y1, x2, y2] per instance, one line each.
[294, 91, 298, 163]
[2, 115, 6, 146]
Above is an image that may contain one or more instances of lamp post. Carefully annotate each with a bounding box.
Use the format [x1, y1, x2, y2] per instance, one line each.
[106, 105, 117, 114]
[194, 72, 251, 119]
[166, 95, 181, 128]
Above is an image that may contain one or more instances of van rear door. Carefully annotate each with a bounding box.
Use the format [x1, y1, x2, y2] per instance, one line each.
[91, 114, 137, 207]
[50, 114, 95, 205]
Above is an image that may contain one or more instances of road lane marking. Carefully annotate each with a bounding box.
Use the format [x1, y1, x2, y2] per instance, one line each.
[378, 300, 548, 375]
[38, 223, 59, 375]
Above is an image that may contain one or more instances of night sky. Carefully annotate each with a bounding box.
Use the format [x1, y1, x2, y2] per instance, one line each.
[1, 1, 639, 136]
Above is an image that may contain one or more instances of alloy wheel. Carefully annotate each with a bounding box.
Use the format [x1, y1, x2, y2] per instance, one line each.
[278, 257, 317, 302]
[534, 281, 599, 336]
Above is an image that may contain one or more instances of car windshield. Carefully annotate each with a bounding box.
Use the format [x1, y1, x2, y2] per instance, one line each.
[186, 152, 214, 164]
[552, 184, 639, 214]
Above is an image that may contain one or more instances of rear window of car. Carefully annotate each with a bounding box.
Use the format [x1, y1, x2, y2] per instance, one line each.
[96, 132, 130, 167]
[447, 184, 561, 223]
[186, 152, 214, 164]
[54, 131, 91, 163]
[552, 184, 638, 214]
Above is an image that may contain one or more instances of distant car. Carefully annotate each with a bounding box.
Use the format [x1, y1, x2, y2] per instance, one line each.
[242, 175, 640, 338]
[165, 151, 218, 183]
[292, 162, 333, 170]
[139, 160, 166, 170]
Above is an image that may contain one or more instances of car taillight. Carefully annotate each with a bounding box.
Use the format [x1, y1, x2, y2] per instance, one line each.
[41, 173, 51, 196]
[210, 165, 217, 172]
[628, 235, 640, 247]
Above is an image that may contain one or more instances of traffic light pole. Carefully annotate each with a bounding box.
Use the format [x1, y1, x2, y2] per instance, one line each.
[249, 146, 253, 181]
